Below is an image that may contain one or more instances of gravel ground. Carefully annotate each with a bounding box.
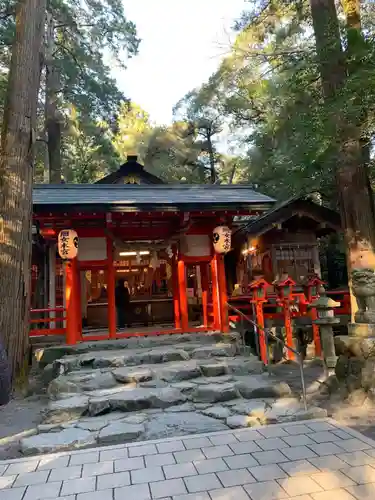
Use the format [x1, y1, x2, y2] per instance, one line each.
[0, 395, 47, 460]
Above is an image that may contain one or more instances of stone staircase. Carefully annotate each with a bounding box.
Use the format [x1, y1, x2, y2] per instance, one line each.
[21, 332, 327, 455]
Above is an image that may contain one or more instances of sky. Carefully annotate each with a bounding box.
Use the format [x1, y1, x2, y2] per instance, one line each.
[115, 0, 247, 125]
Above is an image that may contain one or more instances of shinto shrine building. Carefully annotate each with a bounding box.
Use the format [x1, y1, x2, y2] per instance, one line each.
[30, 156, 274, 343]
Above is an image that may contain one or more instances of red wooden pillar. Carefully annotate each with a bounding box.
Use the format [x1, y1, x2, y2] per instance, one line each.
[107, 237, 116, 339]
[283, 302, 295, 361]
[74, 263, 82, 341]
[211, 254, 221, 331]
[255, 301, 268, 364]
[65, 259, 78, 345]
[275, 278, 296, 361]
[277, 296, 295, 361]
[178, 258, 189, 331]
[249, 279, 269, 365]
[217, 254, 229, 333]
[172, 251, 181, 329]
[200, 262, 209, 328]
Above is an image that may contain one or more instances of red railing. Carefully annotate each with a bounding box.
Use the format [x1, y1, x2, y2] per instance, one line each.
[29, 308, 211, 343]
[29, 307, 67, 337]
[226, 287, 351, 325]
[29, 283, 351, 343]
[224, 282, 350, 363]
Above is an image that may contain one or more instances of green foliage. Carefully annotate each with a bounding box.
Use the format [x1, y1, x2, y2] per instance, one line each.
[181, 0, 375, 199]
[0, 0, 15, 117]
[49, 0, 139, 121]
[0, 0, 139, 182]
[3, 0, 375, 191]
[174, 89, 224, 183]
[112, 102, 152, 161]
[62, 107, 120, 182]
[112, 103, 220, 183]
[141, 122, 204, 183]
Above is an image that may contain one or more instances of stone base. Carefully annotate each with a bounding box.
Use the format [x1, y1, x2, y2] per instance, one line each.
[335, 335, 375, 358]
[335, 334, 375, 399]
[348, 322, 375, 338]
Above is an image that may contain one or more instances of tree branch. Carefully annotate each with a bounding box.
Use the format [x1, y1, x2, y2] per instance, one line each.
[54, 41, 86, 73]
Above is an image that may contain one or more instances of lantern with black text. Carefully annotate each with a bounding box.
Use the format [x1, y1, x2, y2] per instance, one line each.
[58, 230, 78, 260]
[213, 226, 231, 254]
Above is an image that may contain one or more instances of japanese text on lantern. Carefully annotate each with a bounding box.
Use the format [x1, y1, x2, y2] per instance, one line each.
[58, 229, 79, 260]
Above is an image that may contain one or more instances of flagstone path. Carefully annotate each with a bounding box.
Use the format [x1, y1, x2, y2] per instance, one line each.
[1, 418, 375, 499]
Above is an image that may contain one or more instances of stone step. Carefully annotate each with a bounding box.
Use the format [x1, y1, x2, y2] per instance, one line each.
[21, 332, 328, 456]
[21, 334, 328, 456]
[47, 357, 265, 398]
[44, 373, 295, 423]
[46, 342, 242, 380]
[36, 332, 241, 368]
[20, 398, 327, 455]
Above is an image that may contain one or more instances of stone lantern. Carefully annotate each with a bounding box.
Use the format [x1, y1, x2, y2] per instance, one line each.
[310, 288, 340, 375]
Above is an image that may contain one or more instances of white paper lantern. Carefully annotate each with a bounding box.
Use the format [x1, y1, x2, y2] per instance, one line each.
[58, 229, 79, 260]
[213, 226, 231, 254]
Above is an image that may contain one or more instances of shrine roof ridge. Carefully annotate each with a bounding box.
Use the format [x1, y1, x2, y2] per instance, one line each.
[33, 183, 275, 210]
[233, 193, 341, 239]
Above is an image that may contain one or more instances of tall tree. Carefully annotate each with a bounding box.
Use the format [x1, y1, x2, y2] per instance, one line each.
[185, 0, 375, 199]
[309, 0, 375, 282]
[341, 0, 371, 169]
[43, 0, 139, 183]
[0, 0, 46, 383]
[174, 89, 223, 183]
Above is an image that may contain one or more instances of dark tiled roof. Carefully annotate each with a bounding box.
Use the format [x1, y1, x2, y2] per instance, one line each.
[234, 194, 341, 238]
[95, 158, 165, 185]
[33, 184, 275, 212]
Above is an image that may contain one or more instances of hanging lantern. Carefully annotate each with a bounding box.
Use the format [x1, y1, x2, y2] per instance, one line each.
[213, 226, 231, 254]
[58, 229, 79, 260]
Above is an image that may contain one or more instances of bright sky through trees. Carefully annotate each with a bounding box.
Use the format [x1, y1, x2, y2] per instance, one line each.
[117, 0, 246, 125]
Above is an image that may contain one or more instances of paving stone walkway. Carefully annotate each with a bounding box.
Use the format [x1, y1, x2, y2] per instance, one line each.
[1, 418, 375, 499]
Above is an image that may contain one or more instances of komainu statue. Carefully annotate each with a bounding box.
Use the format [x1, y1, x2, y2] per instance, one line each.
[352, 268, 375, 324]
